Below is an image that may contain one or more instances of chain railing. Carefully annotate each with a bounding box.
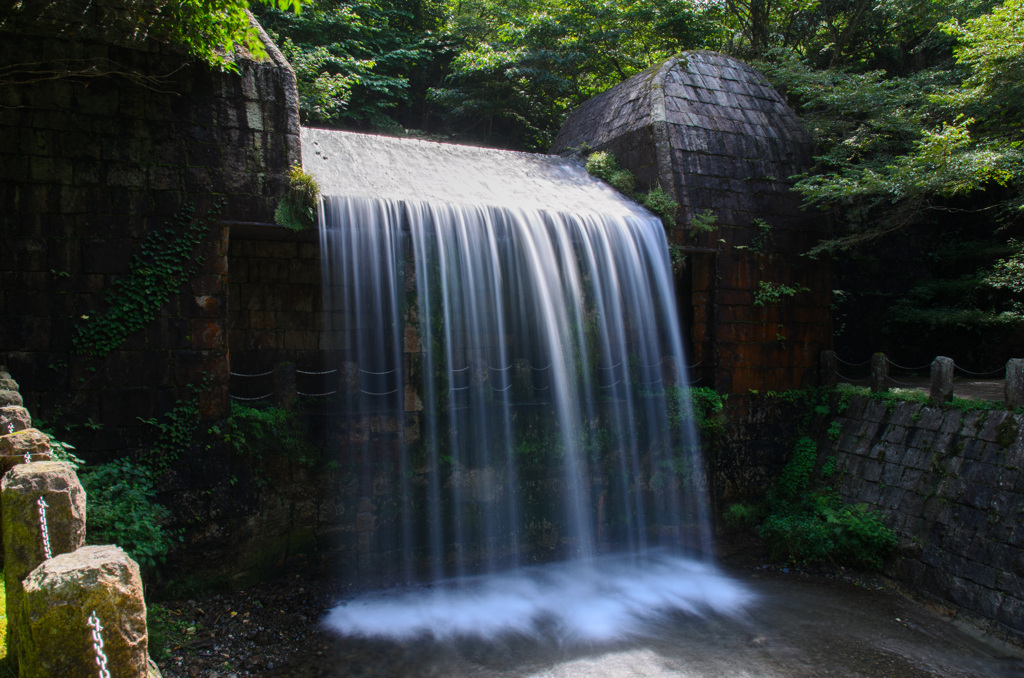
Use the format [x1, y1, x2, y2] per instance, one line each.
[230, 359, 708, 404]
[821, 351, 1023, 407]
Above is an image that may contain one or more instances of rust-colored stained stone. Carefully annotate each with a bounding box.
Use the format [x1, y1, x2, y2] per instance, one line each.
[190, 318, 225, 350]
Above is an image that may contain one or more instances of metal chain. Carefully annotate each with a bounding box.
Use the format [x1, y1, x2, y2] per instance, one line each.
[88, 611, 112, 678]
[229, 393, 273, 401]
[885, 358, 933, 372]
[296, 390, 338, 397]
[296, 369, 339, 376]
[37, 497, 52, 560]
[954, 365, 1006, 377]
[229, 370, 274, 378]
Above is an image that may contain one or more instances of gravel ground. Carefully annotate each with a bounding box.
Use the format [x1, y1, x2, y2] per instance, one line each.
[152, 576, 341, 678]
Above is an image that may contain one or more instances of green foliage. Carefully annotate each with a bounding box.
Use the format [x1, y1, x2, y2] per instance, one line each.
[161, 0, 303, 71]
[759, 436, 897, 569]
[641, 187, 679, 229]
[432, 0, 711, 149]
[687, 209, 719, 235]
[772, 436, 818, 503]
[609, 169, 637, 194]
[585, 150, 680, 229]
[754, 281, 809, 306]
[826, 421, 842, 441]
[138, 396, 200, 476]
[77, 393, 204, 570]
[256, 0, 445, 130]
[275, 163, 321, 231]
[585, 151, 619, 182]
[35, 427, 84, 470]
[723, 502, 762, 529]
[222, 403, 321, 471]
[749, 218, 772, 253]
[985, 239, 1024, 300]
[73, 203, 216, 359]
[684, 386, 727, 441]
[739, 390, 898, 569]
[835, 382, 1014, 412]
[79, 459, 174, 570]
[942, 0, 1024, 115]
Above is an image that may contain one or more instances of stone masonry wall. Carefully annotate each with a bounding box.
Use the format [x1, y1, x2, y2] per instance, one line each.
[825, 395, 1024, 643]
[228, 228, 323, 376]
[0, 18, 299, 466]
[1, 10, 301, 573]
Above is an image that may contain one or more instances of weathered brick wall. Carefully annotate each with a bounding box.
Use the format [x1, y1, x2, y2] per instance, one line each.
[826, 396, 1024, 643]
[0, 17, 300, 464]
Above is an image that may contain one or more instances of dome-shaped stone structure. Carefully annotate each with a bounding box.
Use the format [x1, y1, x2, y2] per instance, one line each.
[552, 52, 831, 394]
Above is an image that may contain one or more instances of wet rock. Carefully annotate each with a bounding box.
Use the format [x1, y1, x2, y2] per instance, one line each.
[0, 405, 31, 433]
[2, 461, 86, 662]
[19, 545, 149, 677]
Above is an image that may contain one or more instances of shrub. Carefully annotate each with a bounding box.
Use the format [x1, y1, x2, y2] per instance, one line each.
[585, 151, 619, 182]
[223, 403, 321, 468]
[79, 458, 173, 569]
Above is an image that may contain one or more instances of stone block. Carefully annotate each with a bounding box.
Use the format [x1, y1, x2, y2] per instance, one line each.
[0, 429, 53, 475]
[862, 400, 888, 423]
[0, 390, 23, 407]
[19, 545, 149, 678]
[961, 411, 986, 438]
[2, 462, 86, 662]
[0, 406, 31, 433]
[939, 411, 964, 435]
[997, 595, 1024, 632]
[978, 411, 1010, 444]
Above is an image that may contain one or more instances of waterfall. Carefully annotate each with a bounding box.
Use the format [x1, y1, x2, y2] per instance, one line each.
[307, 129, 746, 641]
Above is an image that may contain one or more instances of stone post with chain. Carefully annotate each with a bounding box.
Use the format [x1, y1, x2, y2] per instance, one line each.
[19, 545, 151, 677]
[1, 462, 86, 667]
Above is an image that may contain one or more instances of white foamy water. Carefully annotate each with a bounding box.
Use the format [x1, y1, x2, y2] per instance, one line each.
[324, 551, 752, 643]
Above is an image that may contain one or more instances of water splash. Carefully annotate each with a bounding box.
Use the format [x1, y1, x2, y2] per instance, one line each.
[325, 551, 752, 643]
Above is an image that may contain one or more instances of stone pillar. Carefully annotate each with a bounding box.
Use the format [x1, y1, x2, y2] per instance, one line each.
[19, 545, 149, 678]
[0, 405, 31, 434]
[820, 350, 838, 388]
[2, 462, 87, 663]
[273, 361, 297, 408]
[1006, 359, 1024, 410]
[870, 353, 888, 393]
[0, 388, 23, 409]
[930, 357, 954, 404]
[0, 429, 53, 476]
[0, 368, 19, 393]
[0, 431, 54, 571]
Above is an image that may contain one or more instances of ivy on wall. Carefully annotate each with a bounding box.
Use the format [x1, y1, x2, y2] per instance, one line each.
[73, 202, 221, 358]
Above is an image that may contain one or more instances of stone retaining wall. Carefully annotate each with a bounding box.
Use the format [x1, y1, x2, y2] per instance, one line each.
[825, 395, 1024, 643]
